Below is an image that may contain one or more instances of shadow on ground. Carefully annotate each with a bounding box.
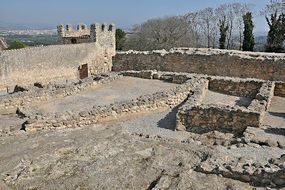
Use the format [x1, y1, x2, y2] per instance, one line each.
[269, 112, 285, 119]
[234, 97, 252, 107]
[157, 101, 186, 131]
[264, 127, 285, 136]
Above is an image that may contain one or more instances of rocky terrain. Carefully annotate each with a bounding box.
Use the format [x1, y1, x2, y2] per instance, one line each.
[1, 71, 285, 190]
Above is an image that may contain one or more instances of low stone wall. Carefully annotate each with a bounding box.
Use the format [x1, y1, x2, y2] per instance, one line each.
[23, 80, 193, 132]
[0, 73, 121, 111]
[113, 48, 285, 81]
[120, 70, 200, 84]
[248, 81, 275, 113]
[176, 79, 275, 135]
[275, 82, 285, 97]
[176, 78, 209, 131]
[8, 70, 280, 135]
[0, 42, 114, 88]
[196, 154, 285, 187]
[208, 77, 263, 98]
[185, 105, 261, 135]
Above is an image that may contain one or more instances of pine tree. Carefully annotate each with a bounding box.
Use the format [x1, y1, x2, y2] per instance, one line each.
[219, 17, 229, 49]
[242, 12, 255, 51]
[265, 11, 285, 52]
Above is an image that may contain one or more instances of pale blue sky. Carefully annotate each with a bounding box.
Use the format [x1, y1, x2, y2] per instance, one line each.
[0, 0, 268, 32]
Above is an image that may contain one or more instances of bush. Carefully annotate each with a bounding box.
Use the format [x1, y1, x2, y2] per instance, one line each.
[7, 41, 27, 50]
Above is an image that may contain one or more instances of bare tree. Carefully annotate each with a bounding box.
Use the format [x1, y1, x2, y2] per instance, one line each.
[185, 8, 218, 48]
[215, 3, 251, 49]
[261, 0, 285, 16]
[124, 16, 196, 51]
[184, 12, 201, 48]
[232, 3, 251, 50]
[198, 8, 217, 48]
[124, 2, 253, 51]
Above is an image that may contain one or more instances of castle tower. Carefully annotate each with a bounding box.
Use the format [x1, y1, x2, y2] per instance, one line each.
[90, 23, 100, 42]
[57, 22, 115, 47]
[57, 24, 65, 43]
[90, 23, 115, 47]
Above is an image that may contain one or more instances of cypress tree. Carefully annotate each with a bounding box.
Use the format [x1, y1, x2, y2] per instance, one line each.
[219, 17, 229, 49]
[116, 28, 126, 50]
[265, 12, 285, 53]
[242, 12, 255, 51]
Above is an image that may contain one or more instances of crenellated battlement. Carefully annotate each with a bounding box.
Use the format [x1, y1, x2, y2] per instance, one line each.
[57, 22, 115, 46]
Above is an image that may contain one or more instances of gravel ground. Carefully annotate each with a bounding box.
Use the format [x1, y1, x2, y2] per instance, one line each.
[0, 114, 25, 135]
[114, 107, 192, 141]
[203, 90, 252, 107]
[263, 96, 285, 128]
[33, 77, 178, 113]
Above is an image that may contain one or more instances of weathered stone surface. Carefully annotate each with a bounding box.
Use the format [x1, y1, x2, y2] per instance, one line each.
[1, 69, 285, 189]
[113, 48, 285, 81]
[195, 146, 285, 187]
[0, 122, 271, 190]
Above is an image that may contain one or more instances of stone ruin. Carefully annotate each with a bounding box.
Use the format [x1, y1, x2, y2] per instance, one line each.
[1, 23, 285, 189]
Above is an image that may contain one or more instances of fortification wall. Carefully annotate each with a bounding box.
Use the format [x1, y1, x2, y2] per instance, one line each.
[113, 48, 285, 81]
[0, 42, 114, 88]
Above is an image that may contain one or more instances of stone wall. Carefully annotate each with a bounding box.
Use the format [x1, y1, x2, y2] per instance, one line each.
[176, 78, 209, 131]
[113, 48, 285, 81]
[0, 42, 114, 88]
[275, 82, 285, 97]
[23, 80, 192, 132]
[185, 105, 261, 134]
[0, 73, 121, 111]
[176, 77, 275, 135]
[208, 77, 263, 98]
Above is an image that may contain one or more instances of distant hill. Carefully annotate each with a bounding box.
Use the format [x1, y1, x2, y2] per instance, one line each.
[0, 29, 58, 46]
[0, 21, 54, 30]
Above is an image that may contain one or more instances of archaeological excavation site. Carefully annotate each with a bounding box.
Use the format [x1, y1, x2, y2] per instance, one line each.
[1, 23, 285, 190]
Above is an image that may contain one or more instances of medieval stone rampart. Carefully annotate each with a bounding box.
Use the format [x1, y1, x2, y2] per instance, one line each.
[0, 23, 116, 88]
[112, 48, 285, 81]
